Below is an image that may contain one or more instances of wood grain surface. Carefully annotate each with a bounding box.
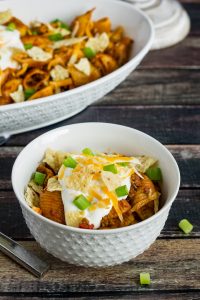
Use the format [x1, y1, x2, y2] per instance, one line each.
[0, 2, 199, 299]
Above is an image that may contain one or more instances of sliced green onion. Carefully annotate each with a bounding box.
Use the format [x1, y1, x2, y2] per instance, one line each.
[48, 33, 63, 41]
[115, 185, 129, 197]
[146, 167, 162, 181]
[24, 43, 33, 50]
[24, 88, 36, 100]
[179, 219, 193, 234]
[140, 272, 151, 285]
[83, 47, 96, 59]
[51, 18, 60, 23]
[73, 194, 91, 210]
[6, 22, 16, 31]
[34, 171, 46, 185]
[103, 164, 118, 174]
[31, 30, 38, 35]
[63, 156, 77, 169]
[60, 22, 70, 30]
[117, 162, 129, 167]
[82, 148, 94, 156]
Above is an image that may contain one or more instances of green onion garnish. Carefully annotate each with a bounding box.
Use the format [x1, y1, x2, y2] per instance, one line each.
[117, 162, 129, 167]
[83, 47, 96, 59]
[24, 88, 36, 100]
[73, 194, 91, 210]
[146, 167, 162, 181]
[140, 273, 151, 285]
[63, 156, 77, 169]
[60, 22, 70, 30]
[24, 43, 33, 50]
[115, 185, 129, 197]
[82, 148, 94, 156]
[6, 22, 16, 31]
[103, 164, 118, 174]
[34, 172, 46, 185]
[51, 19, 70, 30]
[31, 30, 38, 35]
[51, 18, 60, 23]
[179, 219, 193, 234]
[48, 33, 63, 41]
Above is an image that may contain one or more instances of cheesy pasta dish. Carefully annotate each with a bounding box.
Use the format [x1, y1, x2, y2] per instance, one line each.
[25, 148, 162, 229]
[0, 9, 132, 105]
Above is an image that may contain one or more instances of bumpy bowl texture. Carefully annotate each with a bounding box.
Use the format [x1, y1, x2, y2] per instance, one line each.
[0, 0, 154, 136]
[12, 123, 180, 267]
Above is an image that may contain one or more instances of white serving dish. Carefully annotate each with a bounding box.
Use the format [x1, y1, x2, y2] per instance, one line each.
[0, 0, 154, 137]
[12, 123, 180, 267]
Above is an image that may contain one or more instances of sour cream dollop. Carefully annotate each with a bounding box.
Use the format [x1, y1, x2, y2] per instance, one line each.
[0, 25, 24, 70]
[58, 153, 141, 229]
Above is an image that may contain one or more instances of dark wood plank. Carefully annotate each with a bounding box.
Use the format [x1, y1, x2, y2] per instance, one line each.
[1, 145, 200, 189]
[142, 37, 200, 69]
[3, 106, 200, 146]
[0, 189, 199, 240]
[0, 293, 200, 300]
[0, 239, 199, 293]
[96, 69, 200, 105]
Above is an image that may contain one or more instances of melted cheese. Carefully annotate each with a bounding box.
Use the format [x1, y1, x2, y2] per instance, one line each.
[58, 153, 140, 229]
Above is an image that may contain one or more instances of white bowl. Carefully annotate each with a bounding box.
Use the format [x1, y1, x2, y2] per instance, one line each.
[12, 123, 180, 267]
[0, 0, 154, 137]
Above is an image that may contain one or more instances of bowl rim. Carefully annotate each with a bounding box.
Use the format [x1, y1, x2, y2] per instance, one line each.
[0, 0, 154, 111]
[12, 122, 180, 235]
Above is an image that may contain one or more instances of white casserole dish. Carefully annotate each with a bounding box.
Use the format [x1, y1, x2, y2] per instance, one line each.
[0, 0, 154, 137]
[12, 123, 180, 267]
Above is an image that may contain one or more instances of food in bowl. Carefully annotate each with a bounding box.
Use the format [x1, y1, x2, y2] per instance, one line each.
[12, 123, 180, 267]
[25, 147, 162, 229]
[0, 8, 132, 105]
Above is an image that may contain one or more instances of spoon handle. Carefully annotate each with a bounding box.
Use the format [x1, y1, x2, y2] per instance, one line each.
[0, 232, 49, 277]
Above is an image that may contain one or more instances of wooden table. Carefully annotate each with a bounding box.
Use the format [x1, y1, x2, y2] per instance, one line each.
[0, 1, 199, 299]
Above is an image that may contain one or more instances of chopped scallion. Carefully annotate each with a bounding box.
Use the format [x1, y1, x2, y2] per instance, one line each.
[51, 18, 60, 23]
[82, 148, 94, 156]
[115, 185, 129, 197]
[7, 22, 16, 31]
[140, 272, 151, 285]
[63, 156, 77, 168]
[73, 194, 91, 210]
[103, 164, 118, 174]
[48, 33, 63, 41]
[146, 167, 162, 181]
[34, 171, 46, 185]
[60, 22, 70, 30]
[179, 219, 193, 234]
[24, 88, 36, 100]
[83, 47, 96, 59]
[117, 162, 129, 167]
[24, 43, 33, 50]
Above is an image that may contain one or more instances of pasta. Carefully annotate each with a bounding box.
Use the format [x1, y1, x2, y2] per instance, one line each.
[25, 148, 162, 230]
[0, 9, 133, 105]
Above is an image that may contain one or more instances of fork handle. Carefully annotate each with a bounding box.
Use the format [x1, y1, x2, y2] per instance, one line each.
[0, 232, 49, 277]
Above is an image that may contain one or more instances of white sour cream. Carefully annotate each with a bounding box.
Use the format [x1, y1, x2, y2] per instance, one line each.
[0, 25, 24, 70]
[58, 154, 139, 229]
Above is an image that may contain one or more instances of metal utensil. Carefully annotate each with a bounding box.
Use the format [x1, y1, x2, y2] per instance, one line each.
[0, 134, 10, 146]
[0, 232, 49, 277]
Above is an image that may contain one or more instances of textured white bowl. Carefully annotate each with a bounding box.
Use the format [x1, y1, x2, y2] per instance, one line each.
[0, 0, 154, 136]
[12, 123, 180, 267]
